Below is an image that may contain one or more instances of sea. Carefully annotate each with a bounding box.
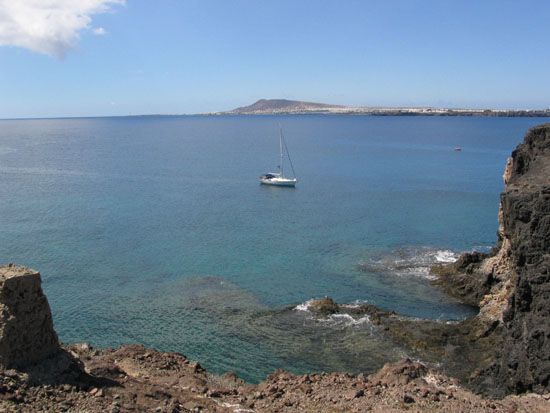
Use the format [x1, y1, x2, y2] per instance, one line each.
[0, 115, 547, 382]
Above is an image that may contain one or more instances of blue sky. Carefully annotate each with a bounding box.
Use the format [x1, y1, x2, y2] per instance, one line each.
[1, 0, 549, 118]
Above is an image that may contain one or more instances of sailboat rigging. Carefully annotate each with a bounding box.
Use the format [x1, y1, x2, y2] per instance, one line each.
[259, 126, 297, 187]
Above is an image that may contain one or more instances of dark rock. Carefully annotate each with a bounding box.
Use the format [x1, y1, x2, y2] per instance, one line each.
[431, 252, 494, 306]
[308, 297, 339, 315]
[403, 393, 415, 403]
[490, 124, 550, 394]
[426, 124, 550, 397]
[207, 389, 222, 397]
[190, 362, 203, 373]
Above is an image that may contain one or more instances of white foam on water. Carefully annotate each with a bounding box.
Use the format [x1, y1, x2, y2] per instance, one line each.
[360, 247, 461, 280]
[434, 250, 459, 263]
[293, 299, 372, 328]
[329, 313, 371, 326]
[294, 299, 315, 312]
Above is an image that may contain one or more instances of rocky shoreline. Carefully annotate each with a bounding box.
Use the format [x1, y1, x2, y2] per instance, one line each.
[3, 341, 550, 413]
[1, 124, 549, 412]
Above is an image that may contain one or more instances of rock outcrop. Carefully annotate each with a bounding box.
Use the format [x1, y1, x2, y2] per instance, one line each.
[433, 124, 550, 395]
[431, 251, 494, 306]
[306, 297, 340, 315]
[490, 124, 550, 393]
[0, 264, 60, 368]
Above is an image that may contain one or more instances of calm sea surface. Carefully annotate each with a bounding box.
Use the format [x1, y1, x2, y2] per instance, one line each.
[0, 115, 547, 381]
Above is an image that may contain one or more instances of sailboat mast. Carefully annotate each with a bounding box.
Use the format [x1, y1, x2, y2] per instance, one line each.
[279, 126, 284, 177]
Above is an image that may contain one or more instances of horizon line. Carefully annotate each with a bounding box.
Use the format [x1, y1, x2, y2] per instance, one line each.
[2, 104, 550, 121]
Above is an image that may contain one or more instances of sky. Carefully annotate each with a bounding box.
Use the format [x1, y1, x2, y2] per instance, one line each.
[1, 0, 550, 118]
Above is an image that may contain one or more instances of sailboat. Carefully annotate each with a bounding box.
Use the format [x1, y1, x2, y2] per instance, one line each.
[259, 126, 297, 187]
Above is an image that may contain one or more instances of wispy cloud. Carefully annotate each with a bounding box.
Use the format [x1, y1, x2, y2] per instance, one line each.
[0, 0, 124, 58]
[93, 27, 108, 36]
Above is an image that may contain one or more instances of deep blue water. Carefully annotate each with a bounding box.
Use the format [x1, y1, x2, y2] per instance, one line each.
[0, 115, 547, 381]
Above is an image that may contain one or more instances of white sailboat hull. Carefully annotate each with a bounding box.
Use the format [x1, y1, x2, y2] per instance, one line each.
[260, 176, 297, 187]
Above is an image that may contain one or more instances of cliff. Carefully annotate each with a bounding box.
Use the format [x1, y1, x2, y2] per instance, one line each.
[482, 124, 550, 393]
[431, 124, 550, 394]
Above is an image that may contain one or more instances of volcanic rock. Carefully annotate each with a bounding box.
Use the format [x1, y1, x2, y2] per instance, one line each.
[307, 297, 339, 315]
[0, 264, 60, 368]
[432, 124, 550, 395]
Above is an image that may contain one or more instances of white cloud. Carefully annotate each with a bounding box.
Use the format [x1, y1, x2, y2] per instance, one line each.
[0, 0, 124, 58]
[93, 26, 108, 36]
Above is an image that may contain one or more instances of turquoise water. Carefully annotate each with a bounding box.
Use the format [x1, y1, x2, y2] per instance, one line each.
[0, 115, 547, 381]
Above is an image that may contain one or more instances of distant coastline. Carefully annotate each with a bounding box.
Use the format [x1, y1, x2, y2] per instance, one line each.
[214, 98, 550, 117]
[2, 98, 550, 120]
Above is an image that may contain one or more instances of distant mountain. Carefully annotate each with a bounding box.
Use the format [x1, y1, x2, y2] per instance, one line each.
[220, 99, 550, 117]
[227, 99, 344, 114]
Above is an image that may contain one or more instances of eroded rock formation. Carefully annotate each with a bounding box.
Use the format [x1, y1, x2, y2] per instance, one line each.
[490, 124, 550, 393]
[432, 124, 550, 394]
[0, 264, 60, 368]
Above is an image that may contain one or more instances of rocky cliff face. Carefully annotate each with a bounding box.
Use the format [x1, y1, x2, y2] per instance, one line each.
[433, 124, 550, 394]
[490, 124, 550, 393]
[0, 264, 60, 368]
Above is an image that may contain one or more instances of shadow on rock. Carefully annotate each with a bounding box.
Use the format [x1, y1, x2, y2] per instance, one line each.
[16, 348, 120, 390]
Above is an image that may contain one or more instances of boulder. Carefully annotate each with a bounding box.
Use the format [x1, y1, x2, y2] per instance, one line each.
[308, 297, 339, 315]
